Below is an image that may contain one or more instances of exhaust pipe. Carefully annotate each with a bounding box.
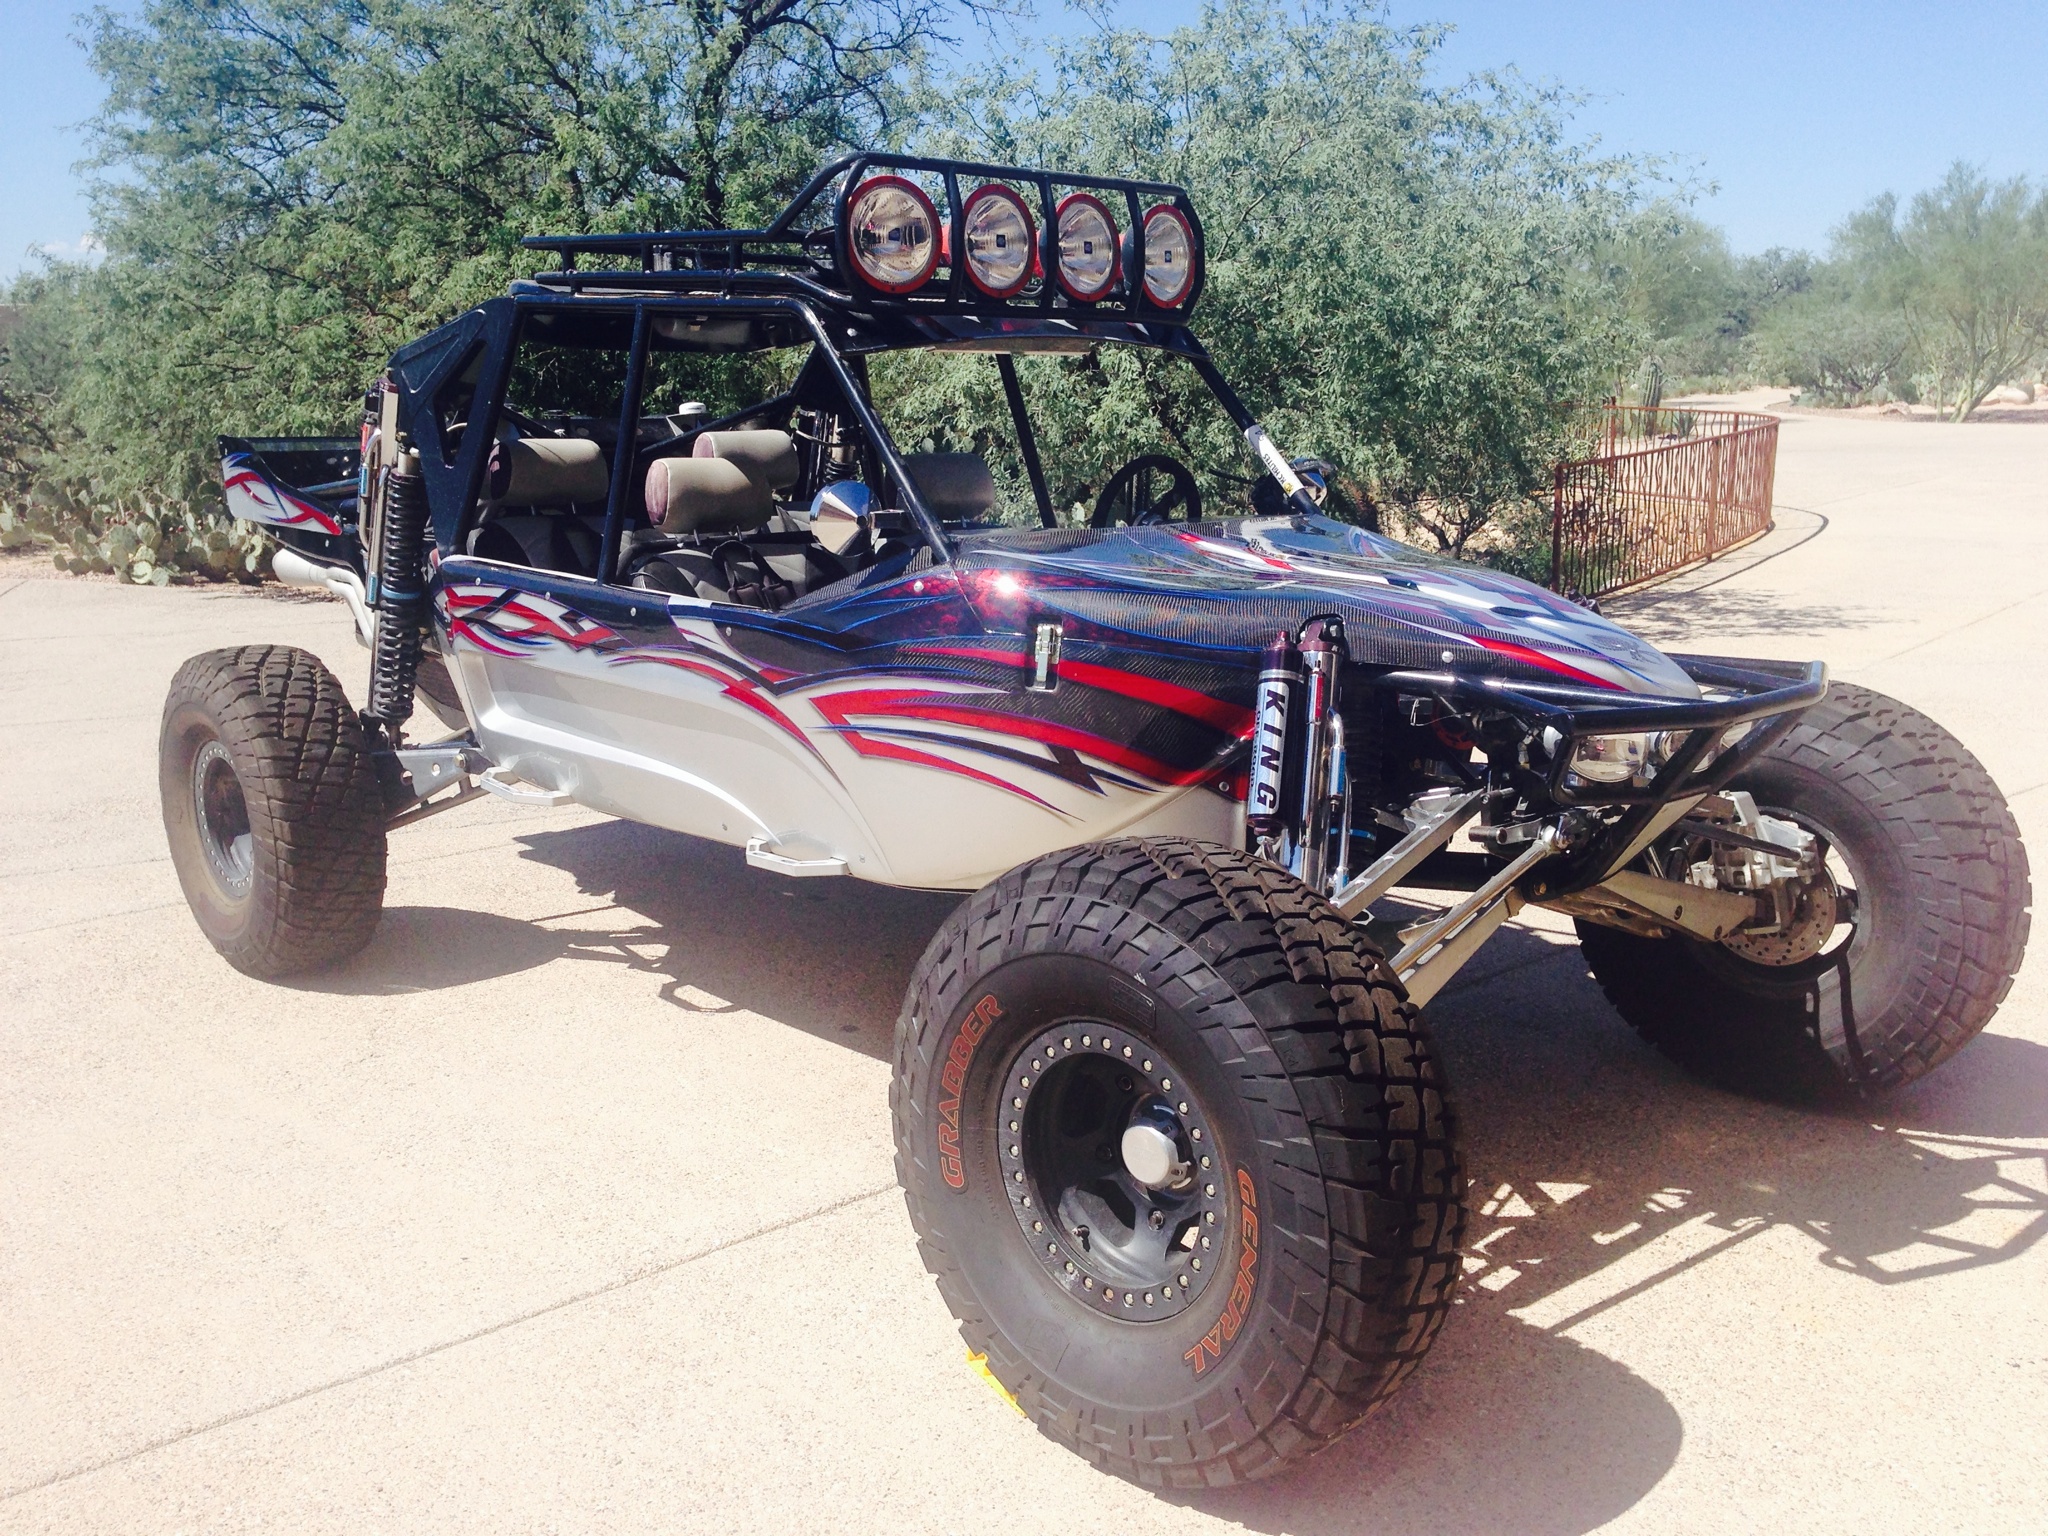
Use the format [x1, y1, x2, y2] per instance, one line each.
[271, 546, 375, 647]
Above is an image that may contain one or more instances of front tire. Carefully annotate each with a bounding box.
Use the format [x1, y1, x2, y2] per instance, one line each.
[892, 838, 1466, 1486]
[1579, 682, 2030, 1099]
[160, 645, 388, 977]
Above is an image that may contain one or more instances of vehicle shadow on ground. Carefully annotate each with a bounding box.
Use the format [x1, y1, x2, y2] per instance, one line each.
[1191, 923, 2048, 1536]
[304, 820, 960, 1052]
[506, 817, 964, 1058]
[333, 821, 2047, 1536]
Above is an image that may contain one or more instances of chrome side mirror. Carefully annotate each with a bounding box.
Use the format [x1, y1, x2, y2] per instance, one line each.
[806, 479, 874, 553]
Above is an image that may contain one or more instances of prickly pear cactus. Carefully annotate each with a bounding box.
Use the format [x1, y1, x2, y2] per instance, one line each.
[1, 484, 272, 585]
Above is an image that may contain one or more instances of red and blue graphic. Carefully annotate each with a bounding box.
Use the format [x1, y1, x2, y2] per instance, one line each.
[221, 454, 345, 537]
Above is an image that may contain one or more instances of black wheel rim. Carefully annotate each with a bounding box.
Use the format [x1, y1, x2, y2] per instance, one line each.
[1000, 1022, 1225, 1321]
[192, 738, 254, 900]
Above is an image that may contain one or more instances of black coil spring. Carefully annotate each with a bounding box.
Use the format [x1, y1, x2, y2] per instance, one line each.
[366, 458, 430, 725]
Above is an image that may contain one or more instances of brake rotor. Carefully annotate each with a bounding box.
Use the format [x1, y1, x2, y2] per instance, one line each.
[1720, 870, 1840, 966]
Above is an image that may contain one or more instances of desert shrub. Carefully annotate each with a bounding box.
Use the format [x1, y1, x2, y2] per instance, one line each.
[1747, 293, 1915, 405]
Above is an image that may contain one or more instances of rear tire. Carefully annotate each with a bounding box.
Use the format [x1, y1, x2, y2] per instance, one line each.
[1579, 683, 2030, 1099]
[892, 838, 1466, 1486]
[160, 645, 387, 977]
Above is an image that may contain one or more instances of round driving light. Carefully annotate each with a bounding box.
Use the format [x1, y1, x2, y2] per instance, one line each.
[1140, 203, 1196, 306]
[1055, 192, 1120, 302]
[961, 183, 1035, 298]
[845, 175, 939, 294]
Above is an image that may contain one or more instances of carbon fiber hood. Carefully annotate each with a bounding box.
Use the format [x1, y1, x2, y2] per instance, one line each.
[959, 515, 1700, 698]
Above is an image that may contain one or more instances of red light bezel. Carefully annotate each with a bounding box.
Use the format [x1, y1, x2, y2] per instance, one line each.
[1054, 191, 1122, 303]
[959, 183, 1039, 300]
[844, 174, 942, 295]
[1139, 203, 1198, 309]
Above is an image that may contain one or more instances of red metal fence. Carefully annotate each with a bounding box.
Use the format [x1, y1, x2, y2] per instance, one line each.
[1550, 405, 1779, 598]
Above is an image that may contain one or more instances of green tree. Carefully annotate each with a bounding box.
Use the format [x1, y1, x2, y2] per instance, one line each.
[1745, 254, 1913, 406]
[13, 0, 1646, 570]
[1839, 164, 2048, 421]
[41, 0, 967, 497]
[1606, 202, 1814, 386]
[894, 0, 1645, 555]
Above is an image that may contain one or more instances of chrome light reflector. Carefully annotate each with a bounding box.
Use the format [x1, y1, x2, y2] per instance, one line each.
[1141, 203, 1196, 306]
[1055, 192, 1120, 302]
[846, 175, 939, 294]
[961, 183, 1036, 298]
[1566, 730, 1686, 785]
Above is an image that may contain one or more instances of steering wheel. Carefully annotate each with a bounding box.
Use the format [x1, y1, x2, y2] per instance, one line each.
[1091, 454, 1202, 528]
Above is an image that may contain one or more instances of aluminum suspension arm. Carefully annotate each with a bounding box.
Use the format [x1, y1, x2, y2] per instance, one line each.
[1388, 827, 1561, 1006]
[1331, 789, 1486, 918]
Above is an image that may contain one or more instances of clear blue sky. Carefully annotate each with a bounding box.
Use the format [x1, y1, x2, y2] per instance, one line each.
[3, 1, 2044, 280]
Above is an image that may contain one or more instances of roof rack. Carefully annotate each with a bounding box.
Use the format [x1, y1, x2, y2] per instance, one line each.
[520, 152, 1204, 324]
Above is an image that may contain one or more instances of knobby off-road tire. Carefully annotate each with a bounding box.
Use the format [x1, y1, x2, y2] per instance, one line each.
[892, 838, 1467, 1486]
[160, 645, 388, 977]
[1579, 682, 2030, 1100]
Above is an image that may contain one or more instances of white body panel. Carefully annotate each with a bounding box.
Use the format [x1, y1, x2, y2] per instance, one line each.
[440, 573, 1240, 890]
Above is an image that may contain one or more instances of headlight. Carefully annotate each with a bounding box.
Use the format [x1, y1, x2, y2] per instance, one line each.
[960, 183, 1036, 298]
[1565, 730, 1687, 785]
[846, 175, 939, 294]
[1055, 192, 1120, 302]
[1140, 203, 1196, 306]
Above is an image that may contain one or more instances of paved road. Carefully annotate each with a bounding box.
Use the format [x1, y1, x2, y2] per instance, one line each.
[2, 413, 2042, 1533]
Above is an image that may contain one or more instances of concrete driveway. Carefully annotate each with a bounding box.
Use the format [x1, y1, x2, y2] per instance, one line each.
[2, 412, 2042, 1534]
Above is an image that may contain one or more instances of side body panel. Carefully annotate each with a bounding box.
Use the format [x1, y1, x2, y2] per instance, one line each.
[433, 554, 1250, 889]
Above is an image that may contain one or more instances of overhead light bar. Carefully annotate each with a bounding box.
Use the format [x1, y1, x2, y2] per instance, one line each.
[960, 183, 1036, 299]
[845, 175, 940, 294]
[1140, 204, 1197, 308]
[1054, 192, 1120, 303]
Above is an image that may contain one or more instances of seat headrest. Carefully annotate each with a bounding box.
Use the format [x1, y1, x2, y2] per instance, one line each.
[693, 429, 799, 491]
[488, 436, 609, 506]
[903, 453, 995, 522]
[645, 457, 773, 534]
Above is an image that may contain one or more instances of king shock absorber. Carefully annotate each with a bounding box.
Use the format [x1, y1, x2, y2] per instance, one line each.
[1293, 616, 1348, 893]
[1245, 631, 1297, 862]
[366, 446, 429, 726]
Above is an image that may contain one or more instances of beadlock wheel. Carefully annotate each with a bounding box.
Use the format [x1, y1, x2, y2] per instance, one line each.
[1002, 1022, 1224, 1322]
[893, 838, 1467, 1487]
[191, 739, 256, 900]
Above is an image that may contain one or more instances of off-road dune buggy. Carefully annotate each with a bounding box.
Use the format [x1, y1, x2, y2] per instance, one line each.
[163, 154, 2030, 1486]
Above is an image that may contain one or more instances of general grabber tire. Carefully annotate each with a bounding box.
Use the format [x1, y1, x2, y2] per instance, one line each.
[160, 645, 387, 977]
[891, 838, 1467, 1486]
[1579, 682, 2030, 1100]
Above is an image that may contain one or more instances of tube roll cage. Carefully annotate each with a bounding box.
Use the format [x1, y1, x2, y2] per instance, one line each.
[395, 294, 973, 563]
[393, 285, 1250, 566]
[1370, 654, 1829, 897]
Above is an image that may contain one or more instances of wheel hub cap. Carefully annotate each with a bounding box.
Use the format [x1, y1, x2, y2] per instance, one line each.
[1120, 1104, 1191, 1189]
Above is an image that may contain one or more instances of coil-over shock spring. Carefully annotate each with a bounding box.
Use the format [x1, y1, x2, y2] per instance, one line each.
[366, 448, 430, 726]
